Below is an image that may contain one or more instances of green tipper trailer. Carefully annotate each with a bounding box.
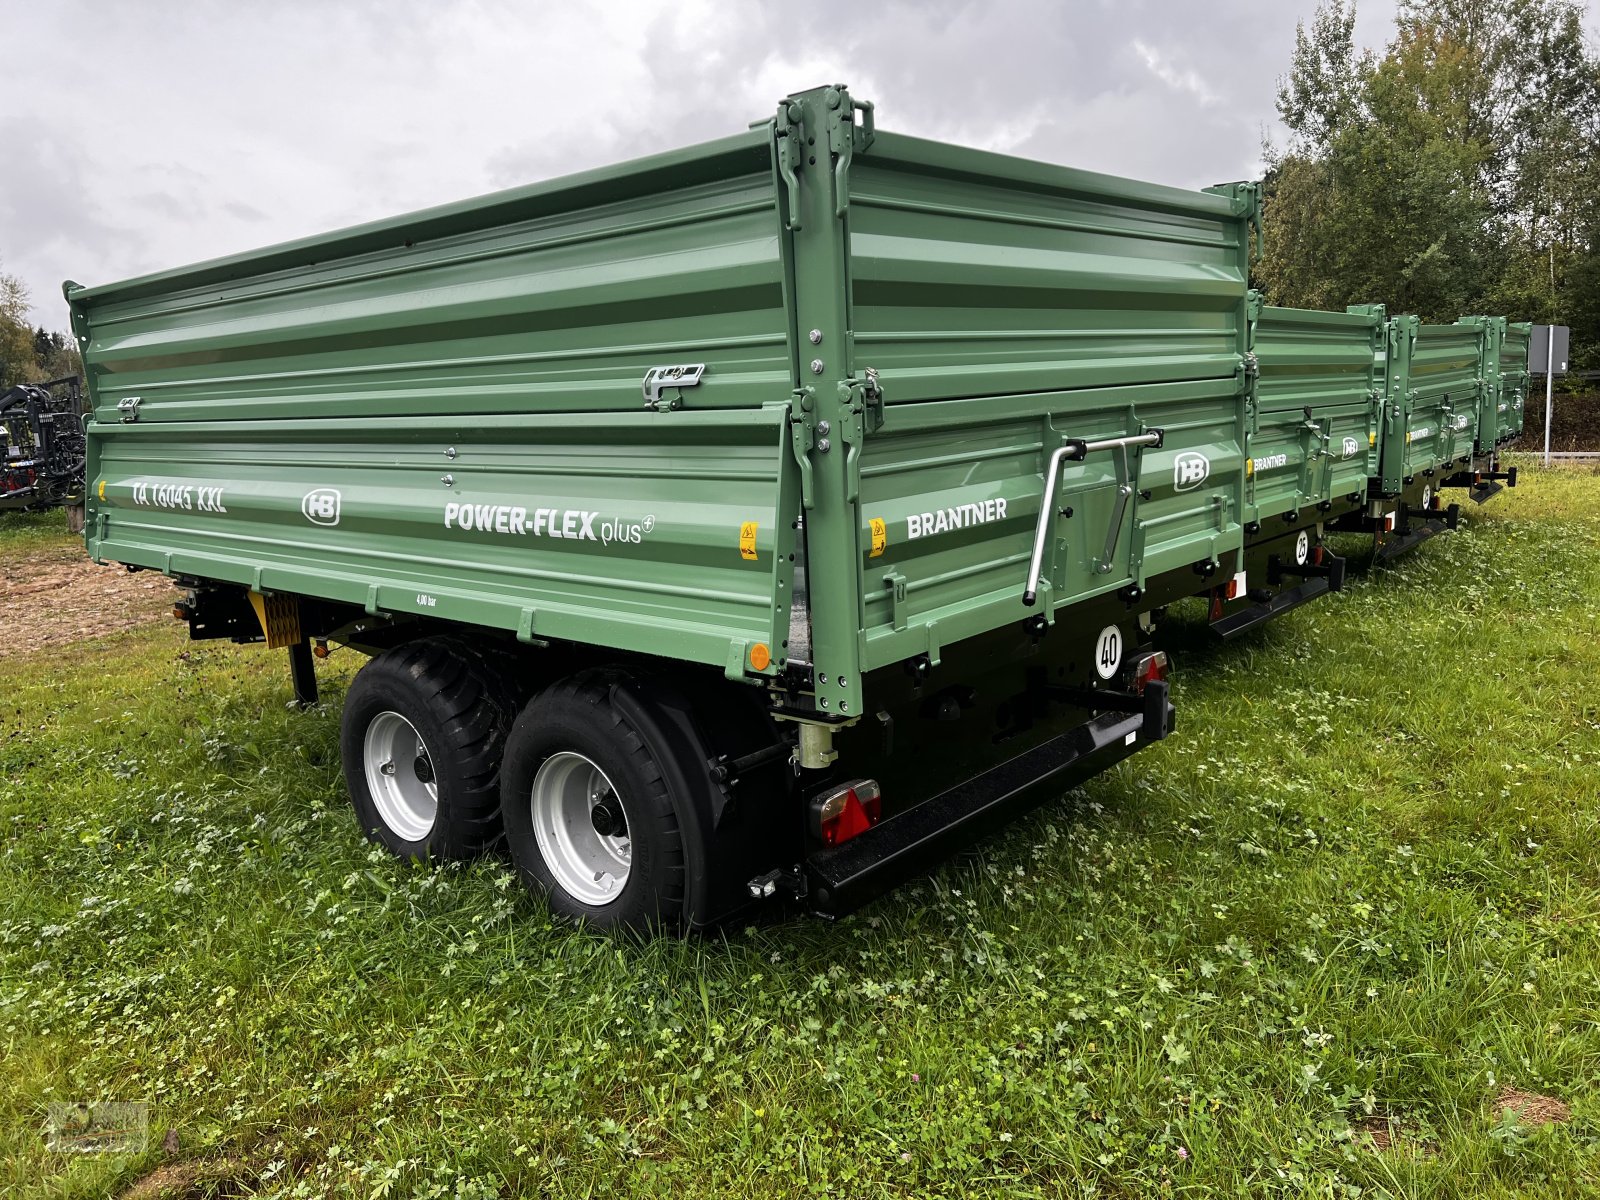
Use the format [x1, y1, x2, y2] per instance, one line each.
[67, 84, 1276, 929]
[1311, 311, 1527, 559]
[1205, 297, 1382, 638]
[1321, 314, 1478, 560]
[1444, 315, 1526, 506]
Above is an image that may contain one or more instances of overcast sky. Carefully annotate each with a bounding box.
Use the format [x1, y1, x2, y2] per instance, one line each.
[0, 0, 1541, 328]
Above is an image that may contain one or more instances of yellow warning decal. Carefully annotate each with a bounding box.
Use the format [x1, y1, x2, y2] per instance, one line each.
[1369, 431, 1377, 447]
[1244, 457, 1254, 478]
[97, 479, 106, 501]
[869, 516, 887, 557]
[739, 521, 759, 561]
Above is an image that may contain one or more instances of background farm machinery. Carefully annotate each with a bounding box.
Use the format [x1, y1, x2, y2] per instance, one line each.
[1, 375, 86, 528]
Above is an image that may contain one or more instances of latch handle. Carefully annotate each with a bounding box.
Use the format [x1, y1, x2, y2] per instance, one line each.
[833, 99, 875, 218]
[776, 102, 804, 232]
[1023, 429, 1163, 607]
[853, 98, 875, 143]
[642, 363, 705, 410]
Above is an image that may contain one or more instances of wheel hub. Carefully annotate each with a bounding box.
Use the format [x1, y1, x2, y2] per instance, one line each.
[530, 751, 631, 906]
[361, 711, 438, 843]
[589, 794, 626, 838]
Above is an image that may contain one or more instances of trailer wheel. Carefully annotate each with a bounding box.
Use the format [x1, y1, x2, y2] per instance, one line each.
[340, 638, 520, 862]
[500, 674, 684, 931]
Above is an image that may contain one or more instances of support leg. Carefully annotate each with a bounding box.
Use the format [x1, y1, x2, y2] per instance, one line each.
[289, 639, 318, 707]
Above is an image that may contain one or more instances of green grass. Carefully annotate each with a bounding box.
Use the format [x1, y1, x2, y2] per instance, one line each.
[0, 509, 80, 560]
[4, 464, 1600, 1198]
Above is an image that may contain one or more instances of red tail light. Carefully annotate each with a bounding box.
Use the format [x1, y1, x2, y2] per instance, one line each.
[1128, 650, 1169, 693]
[809, 779, 883, 846]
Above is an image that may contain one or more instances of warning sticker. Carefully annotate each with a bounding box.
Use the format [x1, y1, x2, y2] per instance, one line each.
[739, 521, 759, 561]
[869, 516, 887, 558]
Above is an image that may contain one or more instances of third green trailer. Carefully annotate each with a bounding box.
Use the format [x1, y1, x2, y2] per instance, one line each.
[1326, 312, 1524, 558]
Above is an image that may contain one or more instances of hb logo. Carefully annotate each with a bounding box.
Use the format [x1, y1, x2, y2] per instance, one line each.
[302, 488, 342, 526]
[1173, 452, 1211, 492]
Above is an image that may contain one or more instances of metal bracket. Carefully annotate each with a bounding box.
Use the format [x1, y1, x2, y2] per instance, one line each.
[747, 864, 807, 901]
[1096, 443, 1134, 576]
[117, 396, 142, 423]
[642, 364, 705, 410]
[1204, 180, 1263, 258]
[883, 569, 908, 631]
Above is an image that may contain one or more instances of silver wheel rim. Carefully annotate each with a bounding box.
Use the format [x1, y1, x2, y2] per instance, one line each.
[531, 751, 631, 906]
[362, 711, 438, 842]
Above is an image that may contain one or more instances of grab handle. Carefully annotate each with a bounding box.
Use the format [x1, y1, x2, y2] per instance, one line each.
[1022, 430, 1163, 607]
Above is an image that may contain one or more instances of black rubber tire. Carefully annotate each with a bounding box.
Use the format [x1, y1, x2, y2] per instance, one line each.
[340, 637, 522, 862]
[500, 672, 685, 931]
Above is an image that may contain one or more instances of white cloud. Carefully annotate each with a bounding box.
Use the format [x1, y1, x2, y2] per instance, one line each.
[1132, 39, 1221, 107]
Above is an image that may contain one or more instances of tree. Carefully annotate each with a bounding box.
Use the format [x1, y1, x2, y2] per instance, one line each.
[1, 269, 38, 389]
[0, 261, 83, 387]
[1276, 0, 1370, 156]
[32, 326, 83, 383]
[1257, 0, 1600, 366]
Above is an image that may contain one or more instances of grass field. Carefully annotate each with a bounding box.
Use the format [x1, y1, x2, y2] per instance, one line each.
[3, 463, 1599, 1198]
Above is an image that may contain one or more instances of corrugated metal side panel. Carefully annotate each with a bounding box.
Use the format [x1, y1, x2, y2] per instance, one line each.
[1405, 323, 1481, 474]
[89, 408, 795, 672]
[858, 380, 1242, 670]
[1249, 305, 1378, 520]
[846, 133, 1246, 403]
[843, 134, 1248, 669]
[73, 134, 790, 423]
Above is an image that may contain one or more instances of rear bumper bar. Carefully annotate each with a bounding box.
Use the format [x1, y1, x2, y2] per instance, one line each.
[1209, 549, 1347, 640]
[1211, 575, 1330, 640]
[806, 683, 1173, 915]
[1375, 504, 1459, 562]
[1444, 463, 1516, 505]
